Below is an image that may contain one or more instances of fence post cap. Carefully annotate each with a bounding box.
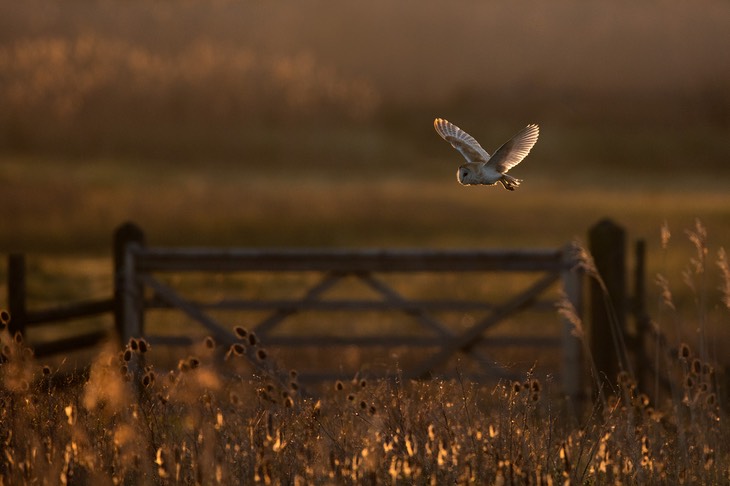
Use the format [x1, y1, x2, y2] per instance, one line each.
[590, 218, 625, 233]
[114, 222, 145, 241]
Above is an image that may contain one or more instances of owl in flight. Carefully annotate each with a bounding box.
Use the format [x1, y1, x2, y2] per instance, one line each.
[434, 118, 539, 190]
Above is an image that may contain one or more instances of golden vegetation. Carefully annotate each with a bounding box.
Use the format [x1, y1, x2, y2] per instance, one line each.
[0, 310, 728, 482]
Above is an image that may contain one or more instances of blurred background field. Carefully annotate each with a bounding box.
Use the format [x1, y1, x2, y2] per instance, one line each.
[1, 0, 730, 362]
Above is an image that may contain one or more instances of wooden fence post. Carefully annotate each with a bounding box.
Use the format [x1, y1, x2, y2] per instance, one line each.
[588, 219, 627, 390]
[561, 242, 584, 403]
[114, 222, 145, 344]
[7, 254, 27, 336]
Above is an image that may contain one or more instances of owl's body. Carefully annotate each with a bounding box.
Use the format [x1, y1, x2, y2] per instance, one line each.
[433, 118, 539, 190]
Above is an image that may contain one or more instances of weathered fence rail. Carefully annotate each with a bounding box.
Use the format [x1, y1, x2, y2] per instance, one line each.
[4, 219, 650, 402]
[133, 247, 569, 273]
[6, 254, 112, 356]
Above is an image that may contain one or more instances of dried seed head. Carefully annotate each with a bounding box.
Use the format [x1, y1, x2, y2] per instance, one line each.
[679, 343, 691, 360]
[692, 359, 702, 375]
[359, 379, 367, 388]
[256, 349, 267, 361]
[188, 357, 200, 369]
[347, 394, 356, 401]
[231, 343, 245, 356]
[234, 326, 248, 340]
[204, 336, 215, 349]
[0, 310, 10, 326]
[335, 381, 344, 391]
[289, 382, 299, 392]
[123, 349, 132, 362]
[359, 400, 368, 410]
[530, 379, 541, 393]
[138, 339, 149, 353]
[13, 331, 23, 345]
[617, 371, 632, 386]
[660, 221, 671, 250]
[129, 338, 139, 351]
[248, 333, 258, 346]
[512, 382, 522, 394]
[655, 274, 676, 310]
[42, 365, 51, 375]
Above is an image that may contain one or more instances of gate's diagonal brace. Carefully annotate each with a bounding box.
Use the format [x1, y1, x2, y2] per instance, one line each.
[141, 274, 237, 345]
[253, 272, 345, 337]
[357, 272, 453, 337]
[411, 271, 561, 379]
[357, 272, 508, 377]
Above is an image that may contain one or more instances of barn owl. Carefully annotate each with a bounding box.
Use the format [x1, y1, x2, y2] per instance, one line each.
[434, 118, 539, 190]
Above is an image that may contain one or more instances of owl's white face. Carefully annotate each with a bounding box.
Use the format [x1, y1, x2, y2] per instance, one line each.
[457, 166, 474, 185]
[457, 163, 504, 186]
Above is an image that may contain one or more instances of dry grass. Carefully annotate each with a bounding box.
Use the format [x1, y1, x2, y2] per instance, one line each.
[0, 290, 728, 484]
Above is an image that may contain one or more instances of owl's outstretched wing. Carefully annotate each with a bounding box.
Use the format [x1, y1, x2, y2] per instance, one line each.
[486, 124, 539, 173]
[433, 118, 490, 164]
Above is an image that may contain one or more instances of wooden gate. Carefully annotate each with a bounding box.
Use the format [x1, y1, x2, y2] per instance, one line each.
[116, 225, 584, 397]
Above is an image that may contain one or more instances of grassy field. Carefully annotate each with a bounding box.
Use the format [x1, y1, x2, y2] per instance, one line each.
[0, 310, 728, 483]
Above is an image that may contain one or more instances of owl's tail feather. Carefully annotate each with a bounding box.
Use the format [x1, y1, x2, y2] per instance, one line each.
[499, 174, 521, 191]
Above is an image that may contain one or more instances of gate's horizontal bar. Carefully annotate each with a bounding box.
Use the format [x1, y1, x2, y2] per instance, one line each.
[145, 297, 558, 313]
[25, 298, 115, 326]
[133, 247, 568, 273]
[141, 333, 561, 349]
[263, 335, 563, 348]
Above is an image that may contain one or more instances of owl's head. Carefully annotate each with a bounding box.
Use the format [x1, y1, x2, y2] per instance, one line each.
[456, 166, 473, 185]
